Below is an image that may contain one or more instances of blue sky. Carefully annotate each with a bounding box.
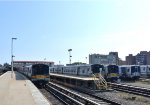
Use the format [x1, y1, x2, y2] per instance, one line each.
[0, 0, 150, 65]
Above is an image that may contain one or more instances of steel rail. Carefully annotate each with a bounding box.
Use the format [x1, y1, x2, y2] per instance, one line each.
[47, 82, 122, 105]
[46, 83, 103, 105]
[109, 83, 150, 97]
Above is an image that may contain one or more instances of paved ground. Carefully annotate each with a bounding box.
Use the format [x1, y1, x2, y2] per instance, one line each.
[0, 71, 51, 105]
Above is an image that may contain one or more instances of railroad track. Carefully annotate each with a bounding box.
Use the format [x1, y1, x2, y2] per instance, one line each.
[109, 82, 150, 97]
[45, 82, 121, 105]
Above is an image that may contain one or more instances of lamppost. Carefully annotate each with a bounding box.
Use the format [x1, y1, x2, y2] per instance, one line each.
[68, 49, 72, 64]
[11, 38, 17, 78]
[85, 57, 87, 64]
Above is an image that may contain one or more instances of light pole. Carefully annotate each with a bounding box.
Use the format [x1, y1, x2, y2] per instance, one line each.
[11, 38, 17, 78]
[85, 57, 87, 64]
[68, 49, 72, 64]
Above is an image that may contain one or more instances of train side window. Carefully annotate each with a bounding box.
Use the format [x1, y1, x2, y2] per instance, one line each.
[82, 70, 85, 73]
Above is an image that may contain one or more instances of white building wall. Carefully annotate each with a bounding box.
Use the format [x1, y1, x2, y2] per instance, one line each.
[89, 53, 118, 65]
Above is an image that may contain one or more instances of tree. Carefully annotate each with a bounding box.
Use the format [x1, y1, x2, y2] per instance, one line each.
[3, 63, 11, 71]
[3, 63, 10, 67]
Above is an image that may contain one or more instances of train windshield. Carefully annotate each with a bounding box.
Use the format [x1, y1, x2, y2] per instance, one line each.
[131, 66, 140, 73]
[91, 64, 104, 74]
[107, 65, 119, 73]
[121, 67, 127, 73]
[32, 64, 49, 75]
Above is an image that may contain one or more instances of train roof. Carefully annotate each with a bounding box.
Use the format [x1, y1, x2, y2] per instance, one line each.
[14, 60, 54, 63]
[50, 64, 105, 68]
[119, 65, 140, 66]
[140, 65, 150, 67]
[25, 63, 49, 68]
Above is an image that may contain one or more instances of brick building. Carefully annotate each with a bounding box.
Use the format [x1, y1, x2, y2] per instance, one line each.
[126, 54, 136, 65]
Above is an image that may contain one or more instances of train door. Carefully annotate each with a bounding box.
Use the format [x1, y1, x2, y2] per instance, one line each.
[147, 66, 150, 78]
[77, 67, 80, 75]
[61, 67, 63, 74]
[127, 66, 131, 77]
[120, 66, 127, 78]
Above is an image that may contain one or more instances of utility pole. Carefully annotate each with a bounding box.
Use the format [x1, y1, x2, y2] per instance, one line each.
[11, 37, 17, 78]
[68, 49, 72, 64]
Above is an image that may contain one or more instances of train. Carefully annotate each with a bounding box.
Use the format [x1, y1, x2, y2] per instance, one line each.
[16, 62, 150, 86]
[50, 64, 149, 81]
[119, 65, 141, 80]
[19, 64, 49, 84]
[50, 64, 92, 76]
[104, 65, 119, 81]
[140, 65, 150, 78]
[49, 64, 120, 82]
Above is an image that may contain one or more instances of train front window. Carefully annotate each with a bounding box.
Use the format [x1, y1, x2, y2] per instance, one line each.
[121, 67, 127, 73]
[32, 64, 49, 75]
[91, 64, 104, 74]
[108, 65, 119, 73]
[131, 66, 140, 73]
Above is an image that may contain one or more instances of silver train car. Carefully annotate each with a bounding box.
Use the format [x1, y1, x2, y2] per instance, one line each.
[104, 65, 119, 81]
[119, 65, 141, 80]
[49, 64, 105, 76]
[19, 64, 49, 84]
[140, 65, 150, 78]
[50, 64, 119, 81]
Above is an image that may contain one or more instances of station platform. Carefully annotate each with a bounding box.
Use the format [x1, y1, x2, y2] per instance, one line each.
[0, 71, 51, 105]
[50, 73, 99, 81]
[50, 73, 98, 89]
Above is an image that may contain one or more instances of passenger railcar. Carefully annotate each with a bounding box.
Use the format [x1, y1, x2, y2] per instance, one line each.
[20, 64, 49, 84]
[50, 64, 117, 80]
[147, 65, 150, 78]
[50, 64, 121, 82]
[140, 65, 150, 78]
[50, 64, 105, 76]
[119, 65, 140, 80]
[104, 65, 119, 81]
